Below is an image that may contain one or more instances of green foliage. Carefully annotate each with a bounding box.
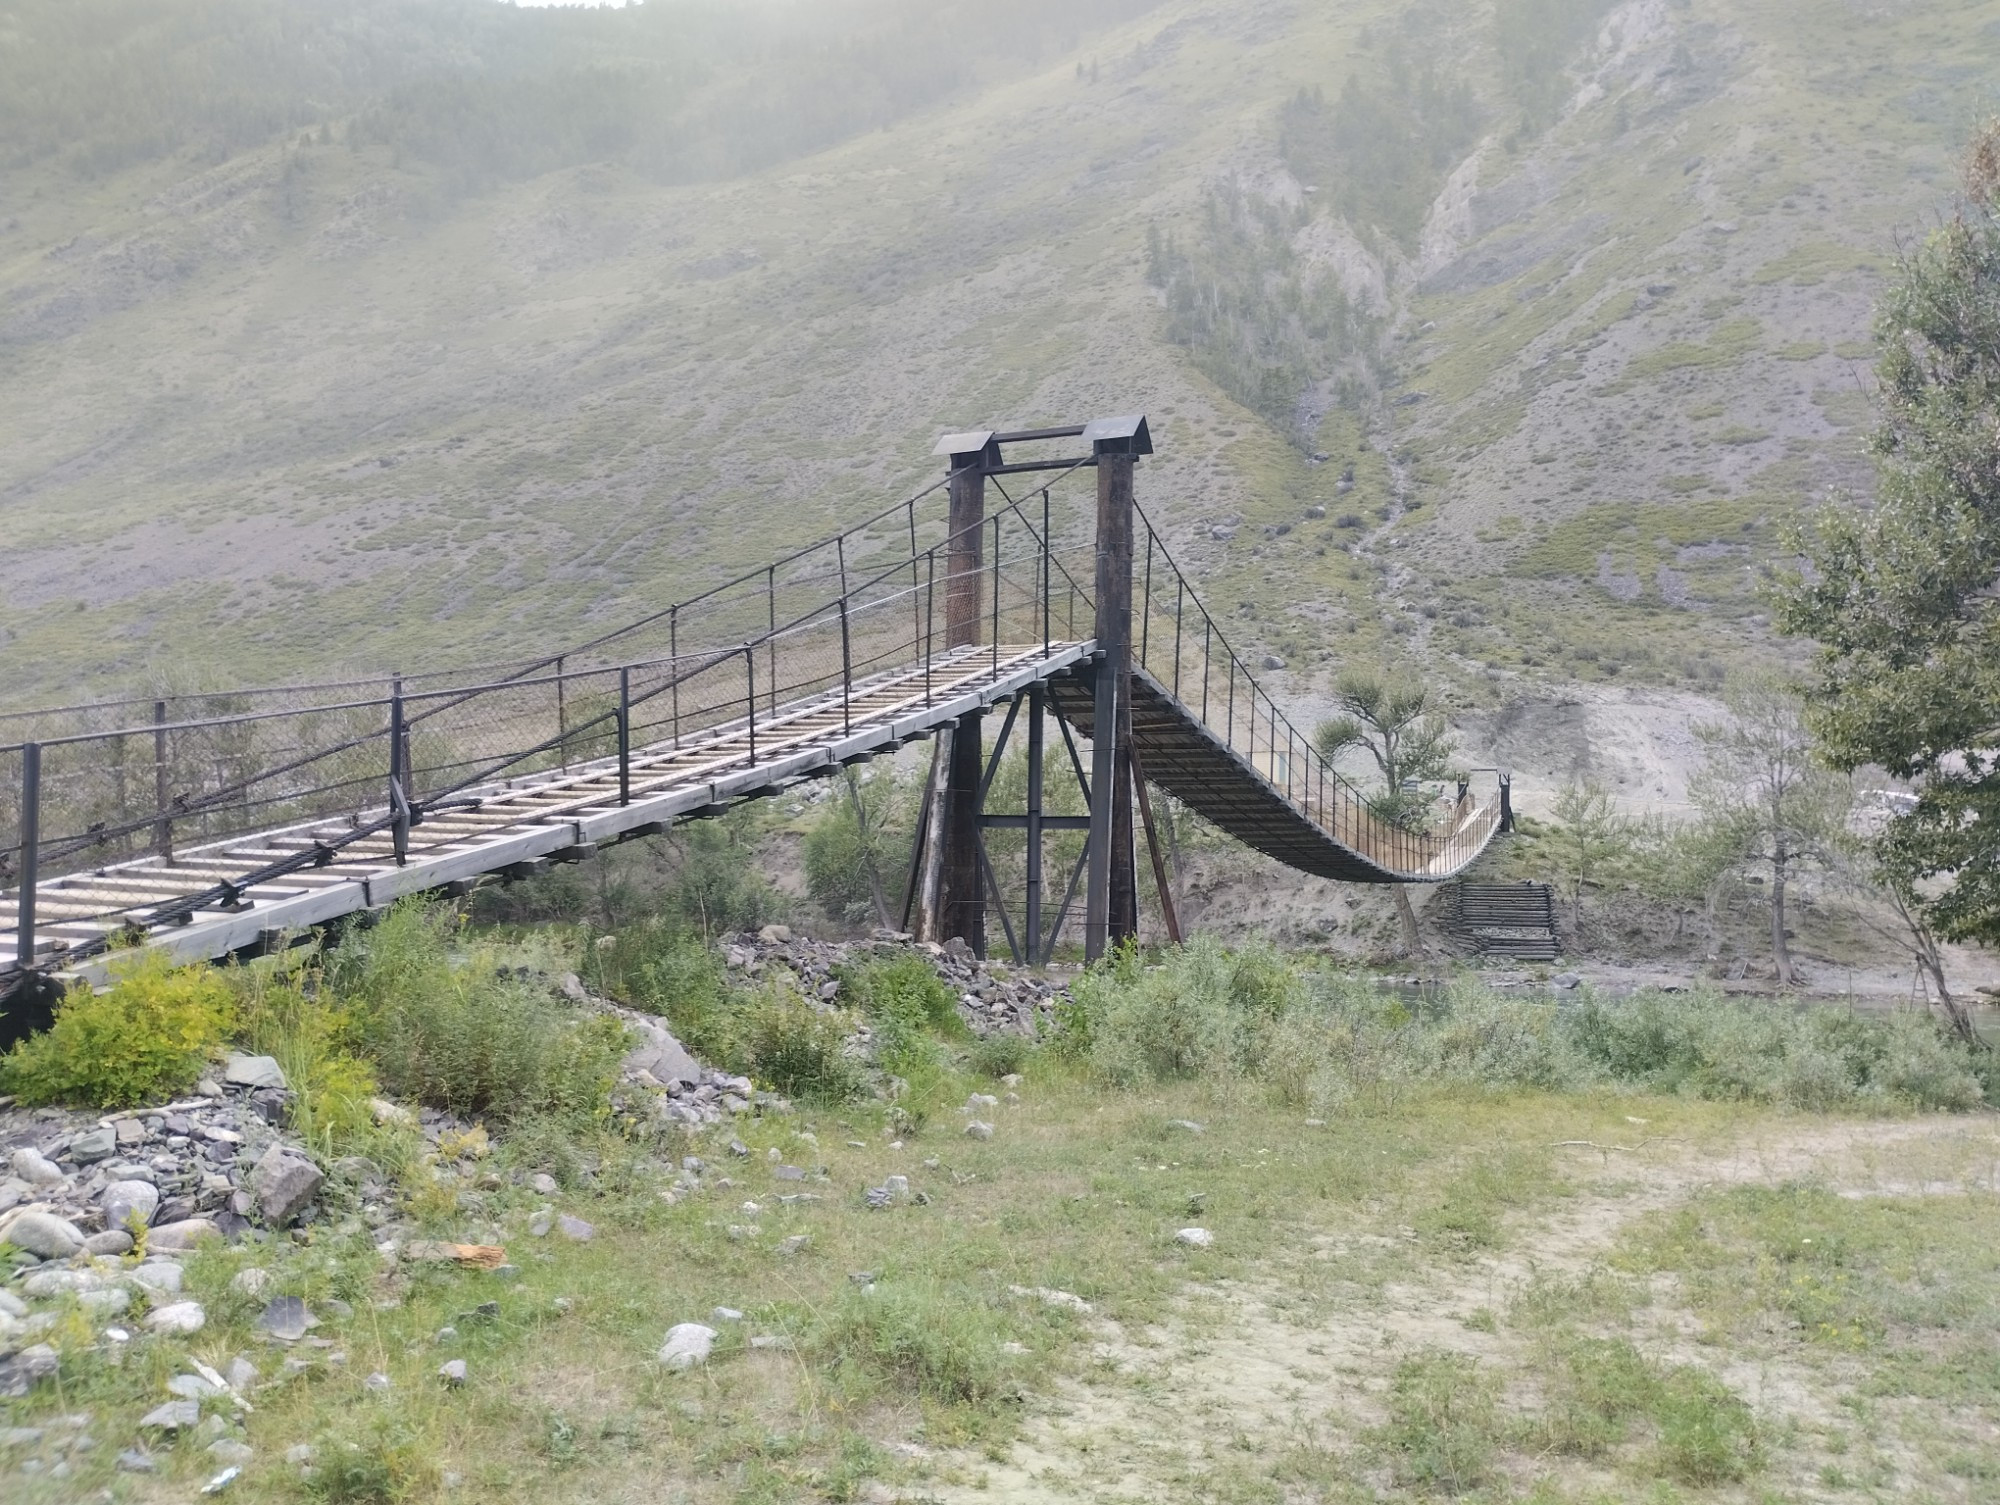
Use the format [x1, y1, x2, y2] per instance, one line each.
[1071, 942, 1987, 1111]
[967, 1033, 1035, 1079]
[1492, 0, 1618, 137]
[1151, 186, 1377, 426]
[303, 1411, 439, 1505]
[0, 953, 234, 1108]
[1376, 1350, 1499, 1492]
[234, 969, 389, 1161]
[1279, 46, 1480, 253]
[1314, 669, 1456, 828]
[803, 769, 910, 929]
[588, 920, 737, 1062]
[1547, 777, 1625, 924]
[835, 951, 960, 1069]
[738, 981, 861, 1103]
[1532, 1336, 1662, 1456]
[811, 1279, 1019, 1406]
[1776, 125, 2000, 946]
[659, 819, 775, 938]
[1654, 1365, 1760, 1483]
[329, 905, 629, 1124]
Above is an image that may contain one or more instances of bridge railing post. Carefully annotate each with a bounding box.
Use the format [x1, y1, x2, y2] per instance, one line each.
[839, 596, 853, 736]
[990, 512, 1001, 679]
[924, 551, 935, 707]
[1041, 487, 1052, 658]
[670, 606, 681, 750]
[618, 667, 631, 807]
[15, 741, 39, 978]
[152, 698, 172, 863]
[556, 654, 568, 773]
[744, 646, 757, 766]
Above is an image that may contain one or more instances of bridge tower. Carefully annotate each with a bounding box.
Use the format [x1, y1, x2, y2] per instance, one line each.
[919, 417, 1149, 963]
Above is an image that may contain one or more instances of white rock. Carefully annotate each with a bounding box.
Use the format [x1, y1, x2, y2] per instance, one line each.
[437, 1359, 467, 1387]
[1007, 1285, 1093, 1313]
[147, 1218, 222, 1252]
[658, 1322, 717, 1371]
[964, 1121, 994, 1140]
[138, 1400, 201, 1432]
[78, 1287, 131, 1317]
[147, 1301, 207, 1335]
[207, 1439, 254, 1465]
[3, 1210, 84, 1258]
[230, 1267, 271, 1298]
[10, 1148, 65, 1187]
[1174, 1227, 1215, 1249]
[0, 1290, 25, 1319]
[103, 1179, 161, 1231]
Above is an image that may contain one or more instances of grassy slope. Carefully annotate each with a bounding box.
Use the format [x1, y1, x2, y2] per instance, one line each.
[0, 0, 1995, 710]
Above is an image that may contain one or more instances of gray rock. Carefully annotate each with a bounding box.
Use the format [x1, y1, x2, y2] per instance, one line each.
[78, 1287, 130, 1317]
[0, 1291, 25, 1319]
[657, 1322, 716, 1371]
[527, 1211, 553, 1238]
[23, 1267, 99, 1297]
[116, 1448, 158, 1472]
[207, 1439, 254, 1465]
[556, 1215, 594, 1242]
[10, 1148, 65, 1187]
[225, 1356, 258, 1391]
[711, 1306, 745, 1323]
[363, 1372, 391, 1392]
[103, 1180, 161, 1231]
[437, 1358, 467, 1386]
[130, 1262, 185, 1295]
[223, 1055, 288, 1090]
[0, 1426, 44, 1447]
[257, 1296, 315, 1342]
[528, 1173, 559, 1196]
[249, 1145, 323, 1227]
[148, 1218, 222, 1252]
[1551, 972, 1582, 990]
[283, 1444, 315, 1465]
[84, 1229, 135, 1257]
[229, 1267, 270, 1298]
[1174, 1227, 1215, 1249]
[1261, 654, 1287, 671]
[3, 1211, 84, 1258]
[621, 1021, 702, 1089]
[147, 1301, 207, 1334]
[139, 1399, 201, 1432]
[169, 1373, 225, 1401]
[964, 1121, 994, 1141]
[71, 1127, 117, 1164]
[775, 1235, 810, 1257]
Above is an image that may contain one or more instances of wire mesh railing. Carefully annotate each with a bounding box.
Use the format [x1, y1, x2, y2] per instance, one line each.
[1, 484, 1095, 977]
[1131, 501, 1502, 879]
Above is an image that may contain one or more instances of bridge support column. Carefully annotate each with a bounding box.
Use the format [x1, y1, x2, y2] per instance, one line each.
[1086, 433, 1141, 960]
[938, 436, 992, 955]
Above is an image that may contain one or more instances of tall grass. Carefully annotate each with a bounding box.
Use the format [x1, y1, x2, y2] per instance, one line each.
[1058, 938, 1989, 1113]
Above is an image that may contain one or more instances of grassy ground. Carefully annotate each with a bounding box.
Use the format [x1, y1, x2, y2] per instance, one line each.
[6, 1064, 1995, 1503]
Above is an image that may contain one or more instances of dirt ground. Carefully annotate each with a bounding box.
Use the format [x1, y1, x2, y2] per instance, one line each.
[926, 1114, 2000, 1503]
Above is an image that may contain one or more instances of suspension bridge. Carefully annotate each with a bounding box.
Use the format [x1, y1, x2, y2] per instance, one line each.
[0, 416, 1510, 1019]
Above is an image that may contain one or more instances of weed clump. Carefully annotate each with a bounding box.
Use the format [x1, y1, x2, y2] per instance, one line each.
[835, 951, 960, 1069]
[811, 1280, 1018, 1406]
[1064, 943, 1988, 1113]
[739, 981, 860, 1102]
[329, 905, 628, 1123]
[1376, 1349, 1499, 1492]
[0, 952, 235, 1108]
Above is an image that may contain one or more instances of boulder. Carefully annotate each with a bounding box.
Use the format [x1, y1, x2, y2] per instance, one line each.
[223, 1054, 288, 1090]
[3, 1210, 84, 1259]
[9, 1148, 64, 1188]
[657, 1323, 716, 1371]
[138, 1400, 201, 1432]
[84, 1230, 135, 1258]
[103, 1180, 161, 1232]
[147, 1301, 207, 1334]
[147, 1218, 222, 1253]
[71, 1127, 117, 1163]
[622, 1020, 701, 1088]
[249, 1145, 323, 1226]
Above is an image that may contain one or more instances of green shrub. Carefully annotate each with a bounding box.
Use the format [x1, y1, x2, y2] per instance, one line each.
[811, 1279, 1018, 1405]
[1655, 1365, 1760, 1483]
[1376, 1350, 1499, 1492]
[0, 953, 235, 1108]
[967, 1033, 1034, 1079]
[1533, 1336, 1662, 1456]
[235, 971, 390, 1161]
[740, 981, 860, 1102]
[590, 921, 737, 1061]
[836, 951, 960, 1070]
[330, 905, 629, 1123]
[304, 1412, 438, 1504]
[1070, 938, 1302, 1085]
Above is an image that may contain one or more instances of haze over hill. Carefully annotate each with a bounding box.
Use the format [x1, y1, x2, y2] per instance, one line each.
[1, 0, 1995, 779]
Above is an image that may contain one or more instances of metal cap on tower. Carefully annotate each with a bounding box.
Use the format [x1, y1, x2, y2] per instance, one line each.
[1081, 414, 1152, 456]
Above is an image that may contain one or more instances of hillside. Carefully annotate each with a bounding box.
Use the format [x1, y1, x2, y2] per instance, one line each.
[1, 0, 1995, 754]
